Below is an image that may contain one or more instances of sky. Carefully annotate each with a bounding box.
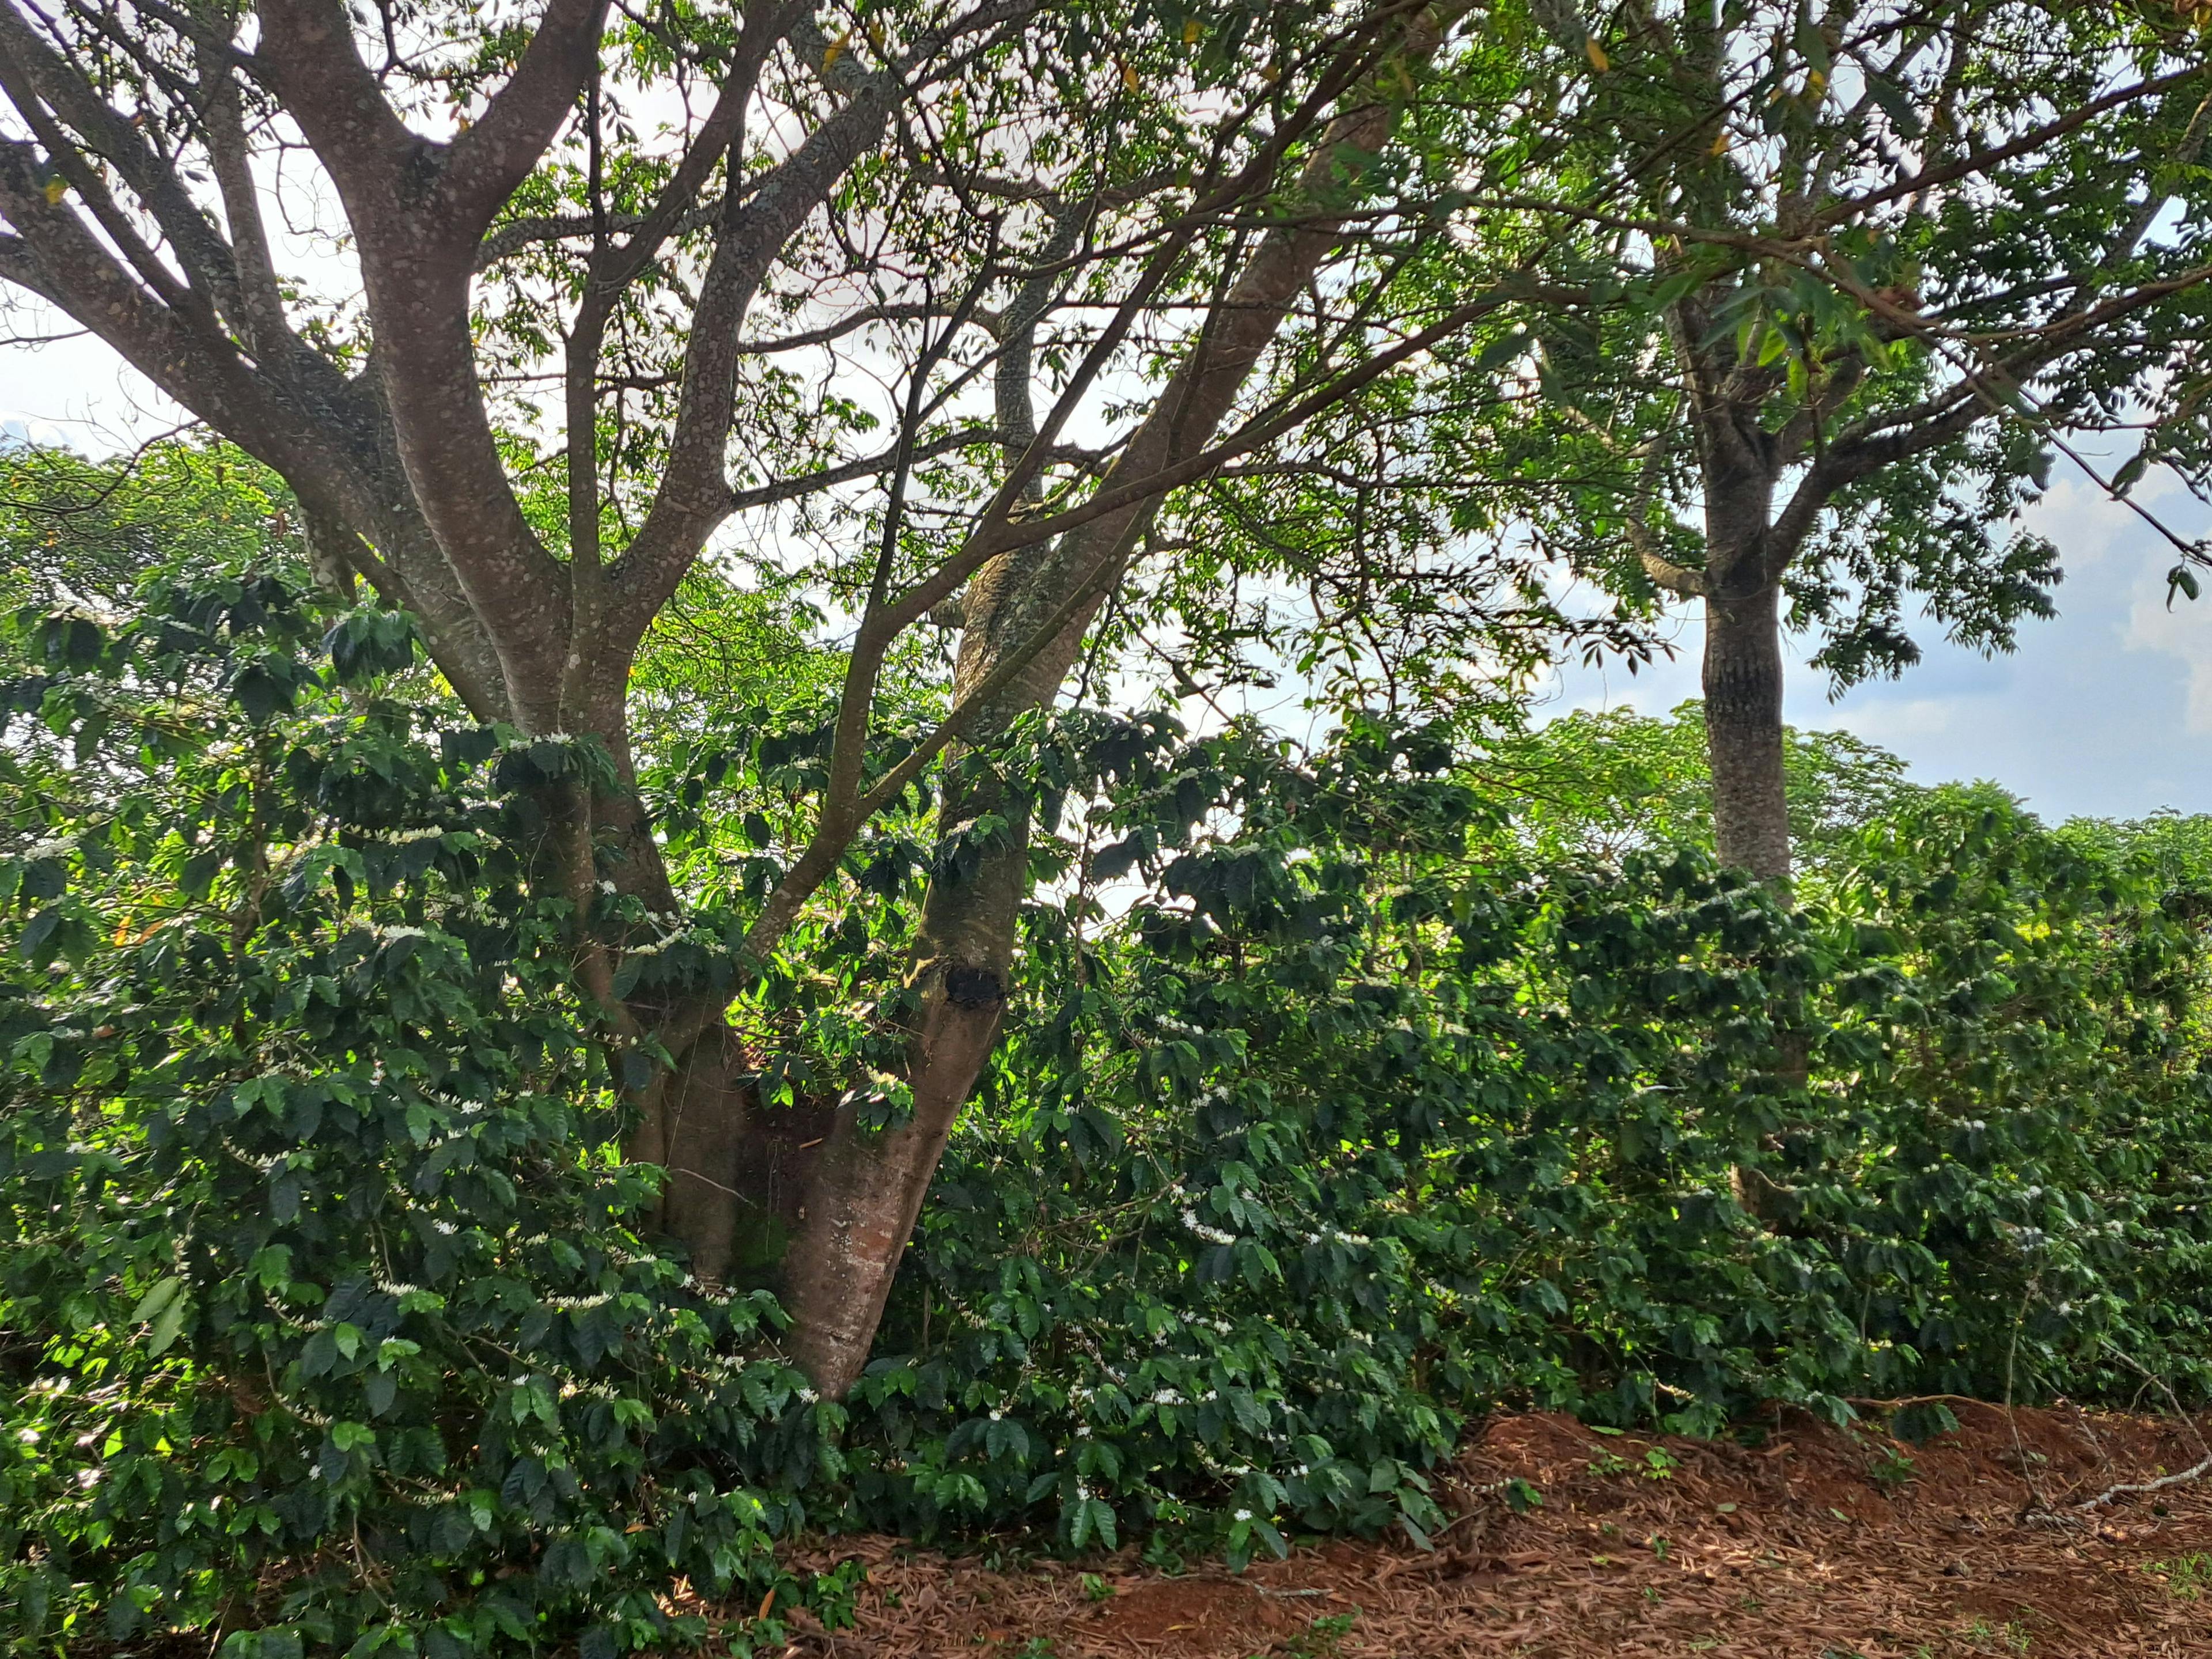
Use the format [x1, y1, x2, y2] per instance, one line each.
[7, 321, 2212, 827]
[1535, 465, 2212, 826]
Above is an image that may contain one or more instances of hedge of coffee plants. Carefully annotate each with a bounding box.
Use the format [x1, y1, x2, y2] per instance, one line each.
[3, 578, 2209, 1654]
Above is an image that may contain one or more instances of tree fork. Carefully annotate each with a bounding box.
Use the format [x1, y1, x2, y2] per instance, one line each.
[771, 7, 1455, 1393]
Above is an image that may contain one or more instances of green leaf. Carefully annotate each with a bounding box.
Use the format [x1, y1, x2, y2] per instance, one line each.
[1083, 1496, 1118, 1551]
[18, 905, 62, 964]
[181, 849, 224, 898]
[232, 662, 294, 724]
[1864, 72, 1925, 138]
[364, 1369, 399, 1417]
[131, 1276, 183, 1325]
[325, 610, 422, 683]
[147, 1292, 188, 1357]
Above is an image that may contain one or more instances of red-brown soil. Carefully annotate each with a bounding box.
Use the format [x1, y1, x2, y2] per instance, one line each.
[774, 1402, 2212, 1657]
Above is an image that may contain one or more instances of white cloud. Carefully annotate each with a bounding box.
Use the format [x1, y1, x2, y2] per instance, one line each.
[2126, 582, 2212, 734]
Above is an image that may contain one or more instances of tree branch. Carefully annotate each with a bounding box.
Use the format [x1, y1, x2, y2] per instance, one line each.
[870, 278, 1580, 649]
[610, 0, 1388, 658]
[0, 137, 510, 710]
[1821, 64, 2206, 228]
[442, 0, 613, 232]
[250, 0, 577, 718]
[737, 5, 1488, 962]
[0, 0, 243, 320]
[602, 21, 909, 649]
[726, 423, 999, 513]
[1638, 546, 1709, 597]
[251, 0, 418, 194]
[194, 25, 293, 366]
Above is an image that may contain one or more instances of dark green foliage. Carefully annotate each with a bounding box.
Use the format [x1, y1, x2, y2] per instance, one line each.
[3, 578, 2210, 1649]
[1812, 797, 2212, 1399]
[832, 722, 2212, 1565]
[0, 584, 851, 1656]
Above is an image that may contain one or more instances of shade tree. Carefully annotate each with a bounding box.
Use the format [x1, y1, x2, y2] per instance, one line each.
[0, 0, 1619, 1391]
[1471, 0, 2212, 881]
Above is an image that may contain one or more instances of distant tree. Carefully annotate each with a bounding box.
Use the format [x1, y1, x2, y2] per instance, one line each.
[1498, 0, 2212, 882]
[1, 439, 302, 613]
[1477, 700, 1910, 866]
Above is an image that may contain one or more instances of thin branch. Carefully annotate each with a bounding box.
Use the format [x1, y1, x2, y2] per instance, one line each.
[0, 0, 244, 318]
[2070, 1451, 2212, 1513]
[478, 205, 715, 271]
[872, 278, 1585, 647]
[725, 423, 999, 513]
[604, 7, 913, 644]
[1823, 64, 2209, 228]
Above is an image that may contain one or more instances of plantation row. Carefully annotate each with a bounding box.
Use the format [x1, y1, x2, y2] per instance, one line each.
[5, 563, 2208, 1653]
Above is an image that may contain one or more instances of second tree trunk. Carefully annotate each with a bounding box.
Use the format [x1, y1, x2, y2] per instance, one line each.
[1702, 579, 1790, 885]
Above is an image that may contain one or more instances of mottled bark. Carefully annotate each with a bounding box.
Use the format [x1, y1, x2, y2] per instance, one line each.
[1702, 577, 1790, 885]
[643, 1025, 835, 1287]
[776, 965, 1010, 1388]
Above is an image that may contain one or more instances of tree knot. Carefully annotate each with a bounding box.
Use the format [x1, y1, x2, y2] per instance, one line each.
[941, 963, 1006, 1009]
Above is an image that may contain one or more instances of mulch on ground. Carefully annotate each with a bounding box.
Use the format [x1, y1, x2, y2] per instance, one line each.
[773, 1401, 2212, 1657]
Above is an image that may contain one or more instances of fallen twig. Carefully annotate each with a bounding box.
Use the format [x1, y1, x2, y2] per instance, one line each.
[2070, 1450, 2212, 1512]
[2065, 1341, 2212, 1512]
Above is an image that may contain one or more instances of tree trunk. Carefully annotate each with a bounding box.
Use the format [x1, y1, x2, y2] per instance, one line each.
[774, 961, 1012, 1392]
[563, 685, 810, 1284]
[1702, 567, 1805, 1224]
[650, 1025, 839, 1290]
[1702, 577, 1790, 885]
[776, 537, 1101, 1393]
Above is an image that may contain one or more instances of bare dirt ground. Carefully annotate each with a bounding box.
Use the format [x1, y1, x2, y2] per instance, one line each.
[774, 1401, 2212, 1657]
